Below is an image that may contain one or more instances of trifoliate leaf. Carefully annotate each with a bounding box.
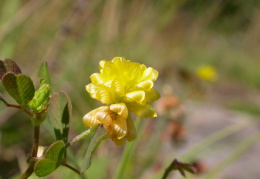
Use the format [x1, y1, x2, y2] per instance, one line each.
[34, 141, 66, 177]
[38, 62, 50, 85]
[2, 72, 35, 105]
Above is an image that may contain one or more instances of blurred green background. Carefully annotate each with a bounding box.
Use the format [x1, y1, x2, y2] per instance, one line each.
[1, 0, 260, 178]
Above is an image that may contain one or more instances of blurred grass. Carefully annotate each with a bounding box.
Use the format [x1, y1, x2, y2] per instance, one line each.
[1, 0, 260, 178]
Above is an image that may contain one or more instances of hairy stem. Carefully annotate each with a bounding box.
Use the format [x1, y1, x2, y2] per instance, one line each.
[4, 101, 33, 117]
[20, 125, 40, 178]
[66, 126, 97, 148]
[32, 125, 40, 157]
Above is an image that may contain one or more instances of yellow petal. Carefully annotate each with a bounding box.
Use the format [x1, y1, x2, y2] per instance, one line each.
[126, 115, 137, 142]
[111, 116, 127, 139]
[95, 111, 112, 127]
[142, 67, 158, 82]
[111, 79, 125, 97]
[124, 90, 146, 105]
[90, 73, 105, 85]
[99, 60, 117, 78]
[136, 80, 154, 90]
[146, 89, 160, 102]
[86, 83, 98, 94]
[127, 103, 157, 118]
[86, 84, 113, 104]
[111, 57, 126, 64]
[110, 103, 128, 119]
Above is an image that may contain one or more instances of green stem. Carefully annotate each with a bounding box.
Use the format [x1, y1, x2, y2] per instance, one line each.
[115, 117, 142, 179]
[152, 121, 254, 179]
[62, 163, 81, 175]
[66, 126, 97, 148]
[205, 131, 260, 179]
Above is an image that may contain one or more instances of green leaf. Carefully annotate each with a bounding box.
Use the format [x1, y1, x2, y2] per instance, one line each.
[0, 60, 7, 79]
[46, 91, 72, 142]
[38, 62, 50, 85]
[80, 125, 107, 173]
[162, 159, 195, 179]
[4, 59, 21, 75]
[34, 141, 66, 177]
[2, 73, 35, 105]
[34, 159, 61, 177]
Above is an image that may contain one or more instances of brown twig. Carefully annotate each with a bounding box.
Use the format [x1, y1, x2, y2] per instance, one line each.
[0, 96, 33, 117]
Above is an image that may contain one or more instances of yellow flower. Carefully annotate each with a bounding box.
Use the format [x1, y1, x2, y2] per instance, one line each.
[83, 103, 136, 145]
[196, 65, 218, 82]
[86, 57, 160, 118]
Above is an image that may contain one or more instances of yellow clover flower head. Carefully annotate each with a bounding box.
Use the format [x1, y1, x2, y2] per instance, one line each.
[86, 57, 160, 118]
[83, 103, 136, 145]
[196, 65, 218, 82]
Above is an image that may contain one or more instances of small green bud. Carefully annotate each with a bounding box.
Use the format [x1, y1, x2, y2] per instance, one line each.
[28, 84, 51, 112]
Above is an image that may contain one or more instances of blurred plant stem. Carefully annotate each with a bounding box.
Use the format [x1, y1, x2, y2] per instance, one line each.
[115, 117, 142, 179]
[152, 121, 254, 179]
[0, 0, 46, 43]
[205, 130, 260, 179]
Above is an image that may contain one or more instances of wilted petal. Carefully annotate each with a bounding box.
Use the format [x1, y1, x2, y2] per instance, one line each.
[111, 116, 127, 139]
[125, 90, 146, 105]
[127, 103, 157, 118]
[83, 110, 98, 127]
[96, 111, 112, 127]
[126, 115, 137, 141]
[110, 103, 128, 119]
[112, 137, 126, 146]
[82, 106, 109, 127]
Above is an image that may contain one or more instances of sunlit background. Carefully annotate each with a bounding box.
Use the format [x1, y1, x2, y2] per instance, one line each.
[1, 0, 260, 178]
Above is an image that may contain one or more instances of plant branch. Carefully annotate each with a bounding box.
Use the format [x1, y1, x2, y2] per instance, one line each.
[20, 163, 35, 179]
[32, 125, 40, 157]
[62, 163, 81, 175]
[20, 125, 40, 178]
[0, 97, 33, 117]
